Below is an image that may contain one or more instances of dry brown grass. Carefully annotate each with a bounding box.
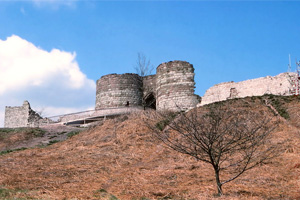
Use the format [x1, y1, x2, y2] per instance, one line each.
[0, 96, 300, 200]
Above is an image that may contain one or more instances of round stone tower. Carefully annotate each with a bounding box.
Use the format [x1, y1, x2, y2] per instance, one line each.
[95, 73, 143, 109]
[156, 61, 199, 111]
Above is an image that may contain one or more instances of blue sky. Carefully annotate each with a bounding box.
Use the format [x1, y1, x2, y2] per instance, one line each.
[0, 0, 300, 126]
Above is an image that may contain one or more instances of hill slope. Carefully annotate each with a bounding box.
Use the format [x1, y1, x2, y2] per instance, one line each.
[0, 95, 300, 200]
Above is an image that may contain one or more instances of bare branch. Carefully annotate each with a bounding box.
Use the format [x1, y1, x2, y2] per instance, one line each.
[134, 52, 154, 77]
[145, 102, 279, 196]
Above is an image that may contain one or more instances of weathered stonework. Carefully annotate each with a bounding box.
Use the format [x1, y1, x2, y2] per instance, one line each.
[143, 75, 156, 109]
[156, 61, 200, 111]
[143, 75, 156, 97]
[5, 60, 200, 127]
[199, 72, 296, 106]
[4, 101, 42, 128]
[95, 60, 200, 112]
[7, 59, 297, 127]
[95, 73, 143, 109]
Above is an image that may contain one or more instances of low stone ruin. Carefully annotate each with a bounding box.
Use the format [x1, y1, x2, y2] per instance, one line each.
[199, 72, 296, 106]
[4, 101, 52, 128]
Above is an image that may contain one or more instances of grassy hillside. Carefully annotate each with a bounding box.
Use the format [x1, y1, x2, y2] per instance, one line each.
[0, 95, 299, 200]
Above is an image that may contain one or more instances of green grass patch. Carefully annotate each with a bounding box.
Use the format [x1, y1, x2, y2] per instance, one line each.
[0, 186, 32, 199]
[27, 128, 45, 137]
[0, 128, 16, 134]
[0, 147, 27, 156]
[48, 140, 60, 145]
[0, 127, 45, 139]
[155, 112, 178, 131]
[269, 97, 290, 120]
[67, 131, 80, 138]
[259, 95, 290, 120]
[93, 189, 120, 200]
[96, 189, 107, 193]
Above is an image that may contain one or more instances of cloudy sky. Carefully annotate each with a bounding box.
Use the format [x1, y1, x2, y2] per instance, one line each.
[1, 0, 300, 127]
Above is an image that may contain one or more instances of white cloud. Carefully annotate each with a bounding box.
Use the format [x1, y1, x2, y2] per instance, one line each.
[0, 35, 96, 127]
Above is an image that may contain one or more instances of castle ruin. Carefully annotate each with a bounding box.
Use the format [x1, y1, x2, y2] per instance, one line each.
[156, 61, 200, 111]
[4, 60, 199, 128]
[199, 72, 297, 106]
[4, 59, 298, 128]
[95, 60, 200, 112]
[4, 101, 43, 128]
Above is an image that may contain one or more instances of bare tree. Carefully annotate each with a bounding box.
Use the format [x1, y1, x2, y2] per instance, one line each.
[134, 52, 154, 77]
[132, 52, 155, 109]
[147, 103, 278, 196]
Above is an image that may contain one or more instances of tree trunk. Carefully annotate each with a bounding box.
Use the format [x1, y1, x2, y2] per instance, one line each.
[214, 170, 223, 196]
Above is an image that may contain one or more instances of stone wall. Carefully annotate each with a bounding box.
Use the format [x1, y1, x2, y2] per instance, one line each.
[199, 72, 296, 106]
[95, 61, 199, 111]
[142, 75, 156, 108]
[4, 101, 42, 128]
[156, 61, 200, 111]
[95, 73, 143, 109]
[143, 75, 156, 97]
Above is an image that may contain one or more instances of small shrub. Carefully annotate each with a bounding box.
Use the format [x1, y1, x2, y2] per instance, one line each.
[29, 128, 46, 137]
[0, 187, 10, 198]
[282, 96, 292, 103]
[278, 109, 290, 120]
[0, 187, 29, 199]
[269, 98, 290, 120]
[155, 112, 178, 131]
[94, 189, 119, 200]
[48, 140, 59, 145]
[109, 195, 119, 200]
[156, 119, 170, 131]
[97, 189, 107, 193]
[67, 131, 80, 138]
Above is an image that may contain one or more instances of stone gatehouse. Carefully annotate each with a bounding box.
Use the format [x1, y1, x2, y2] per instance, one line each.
[95, 60, 200, 111]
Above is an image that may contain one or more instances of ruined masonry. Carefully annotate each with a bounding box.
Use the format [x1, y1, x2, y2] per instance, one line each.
[95, 60, 200, 111]
[199, 72, 297, 106]
[156, 61, 200, 111]
[4, 60, 200, 128]
[5, 60, 297, 128]
[4, 101, 47, 128]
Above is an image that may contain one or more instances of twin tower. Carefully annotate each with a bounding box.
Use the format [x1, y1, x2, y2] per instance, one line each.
[95, 60, 200, 112]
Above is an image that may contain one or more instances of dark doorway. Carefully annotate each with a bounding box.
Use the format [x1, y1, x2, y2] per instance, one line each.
[144, 92, 156, 109]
